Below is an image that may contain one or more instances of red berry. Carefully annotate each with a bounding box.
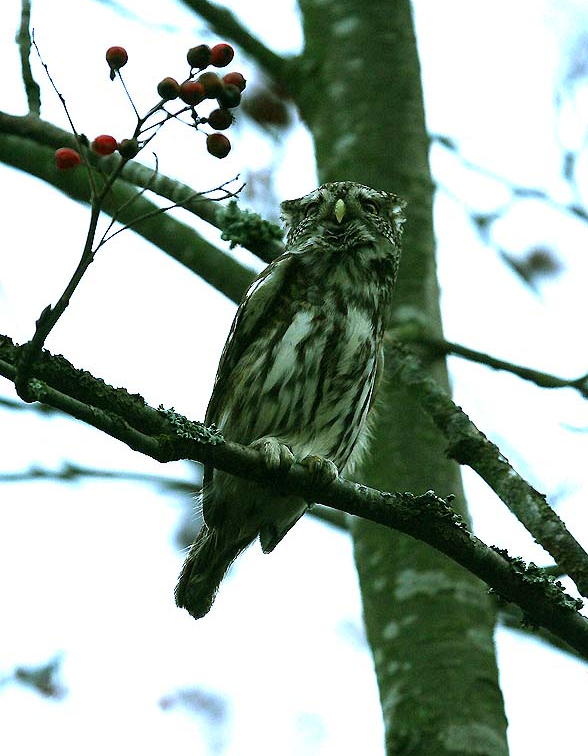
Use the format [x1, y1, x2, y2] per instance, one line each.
[117, 138, 139, 159]
[106, 46, 128, 70]
[207, 108, 233, 130]
[157, 77, 180, 100]
[55, 147, 81, 170]
[198, 72, 223, 98]
[210, 43, 234, 68]
[180, 80, 205, 105]
[222, 72, 246, 92]
[91, 134, 118, 156]
[216, 84, 241, 109]
[206, 133, 231, 159]
[187, 44, 211, 69]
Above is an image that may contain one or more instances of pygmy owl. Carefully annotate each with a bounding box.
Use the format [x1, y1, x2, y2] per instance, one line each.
[176, 181, 406, 619]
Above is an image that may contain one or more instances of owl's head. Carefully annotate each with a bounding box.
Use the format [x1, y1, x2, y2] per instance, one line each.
[280, 181, 406, 251]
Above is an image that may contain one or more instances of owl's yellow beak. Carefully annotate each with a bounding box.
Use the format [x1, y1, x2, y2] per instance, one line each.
[334, 198, 346, 224]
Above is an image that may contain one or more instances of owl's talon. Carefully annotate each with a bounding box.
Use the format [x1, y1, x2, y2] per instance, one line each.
[300, 455, 339, 486]
[251, 436, 295, 472]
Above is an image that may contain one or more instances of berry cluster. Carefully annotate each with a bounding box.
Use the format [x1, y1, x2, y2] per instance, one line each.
[55, 42, 246, 170]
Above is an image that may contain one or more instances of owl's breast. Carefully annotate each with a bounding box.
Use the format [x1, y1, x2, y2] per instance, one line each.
[220, 302, 380, 466]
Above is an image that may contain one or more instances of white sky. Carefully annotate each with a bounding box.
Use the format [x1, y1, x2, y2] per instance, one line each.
[0, 1, 587, 754]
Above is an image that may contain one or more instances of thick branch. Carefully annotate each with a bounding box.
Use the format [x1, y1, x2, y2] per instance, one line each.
[181, 0, 289, 83]
[0, 132, 254, 304]
[389, 343, 588, 598]
[0, 333, 586, 658]
[16, 0, 40, 115]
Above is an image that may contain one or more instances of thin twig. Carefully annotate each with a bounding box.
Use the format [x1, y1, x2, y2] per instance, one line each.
[116, 71, 140, 120]
[0, 112, 285, 263]
[392, 326, 588, 398]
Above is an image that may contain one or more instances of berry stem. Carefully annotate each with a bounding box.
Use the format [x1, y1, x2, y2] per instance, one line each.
[116, 71, 140, 120]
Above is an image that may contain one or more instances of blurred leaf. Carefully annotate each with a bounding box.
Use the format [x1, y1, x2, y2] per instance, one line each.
[499, 247, 563, 287]
[14, 655, 66, 699]
[568, 204, 588, 222]
[431, 133, 457, 151]
[241, 85, 292, 130]
[563, 151, 576, 182]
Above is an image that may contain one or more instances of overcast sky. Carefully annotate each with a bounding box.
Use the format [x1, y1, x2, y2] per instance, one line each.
[1, 1, 587, 755]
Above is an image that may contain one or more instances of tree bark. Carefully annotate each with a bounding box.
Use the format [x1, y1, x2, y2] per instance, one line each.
[298, 1, 509, 753]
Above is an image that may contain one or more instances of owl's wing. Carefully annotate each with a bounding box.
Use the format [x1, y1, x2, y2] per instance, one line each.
[205, 251, 295, 426]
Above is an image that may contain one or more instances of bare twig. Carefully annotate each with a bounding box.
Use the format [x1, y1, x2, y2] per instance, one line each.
[0, 462, 198, 493]
[0, 460, 346, 528]
[431, 133, 588, 227]
[392, 326, 588, 398]
[0, 335, 586, 657]
[0, 112, 285, 263]
[16, 1, 40, 115]
[388, 343, 588, 598]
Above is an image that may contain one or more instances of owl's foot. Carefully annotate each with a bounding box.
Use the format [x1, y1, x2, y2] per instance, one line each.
[250, 436, 295, 472]
[300, 455, 339, 486]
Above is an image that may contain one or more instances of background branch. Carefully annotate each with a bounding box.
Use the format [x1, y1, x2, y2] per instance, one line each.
[0, 111, 285, 264]
[16, 0, 40, 116]
[391, 323, 588, 397]
[389, 343, 588, 598]
[0, 132, 254, 303]
[0, 333, 586, 657]
[181, 0, 290, 84]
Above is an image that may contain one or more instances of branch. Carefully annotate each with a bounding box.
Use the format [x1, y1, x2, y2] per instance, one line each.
[0, 394, 61, 415]
[16, 0, 41, 116]
[0, 333, 587, 658]
[431, 133, 588, 228]
[392, 325, 588, 398]
[0, 462, 198, 493]
[181, 0, 290, 83]
[0, 132, 254, 304]
[388, 343, 588, 598]
[499, 604, 586, 662]
[0, 111, 285, 264]
[0, 460, 347, 530]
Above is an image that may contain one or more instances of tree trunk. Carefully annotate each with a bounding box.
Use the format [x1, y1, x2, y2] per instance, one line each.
[297, 1, 509, 753]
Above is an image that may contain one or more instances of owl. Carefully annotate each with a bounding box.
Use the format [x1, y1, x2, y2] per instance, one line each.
[176, 181, 406, 619]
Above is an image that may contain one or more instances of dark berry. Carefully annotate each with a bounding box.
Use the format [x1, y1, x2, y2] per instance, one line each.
[216, 84, 241, 109]
[187, 44, 211, 69]
[55, 147, 81, 170]
[106, 46, 128, 70]
[180, 80, 206, 105]
[210, 43, 234, 68]
[118, 138, 139, 159]
[207, 108, 233, 130]
[157, 77, 180, 100]
[222, 72, 246, 92]
[198, 72, 223, 98]
[206, 133, 231, 158]
[91, 134, 118, 156]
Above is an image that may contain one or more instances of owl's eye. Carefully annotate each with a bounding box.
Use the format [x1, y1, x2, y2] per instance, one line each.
[362, 199, 379, 214]
[304, 201, 320, 217]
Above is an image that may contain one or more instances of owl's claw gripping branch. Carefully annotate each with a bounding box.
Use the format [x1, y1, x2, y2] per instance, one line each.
[300, 455, 339, 486]
[250, 436, 295, 471]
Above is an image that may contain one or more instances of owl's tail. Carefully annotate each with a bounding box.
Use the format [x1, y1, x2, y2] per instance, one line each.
[175, 525, 250, 619]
